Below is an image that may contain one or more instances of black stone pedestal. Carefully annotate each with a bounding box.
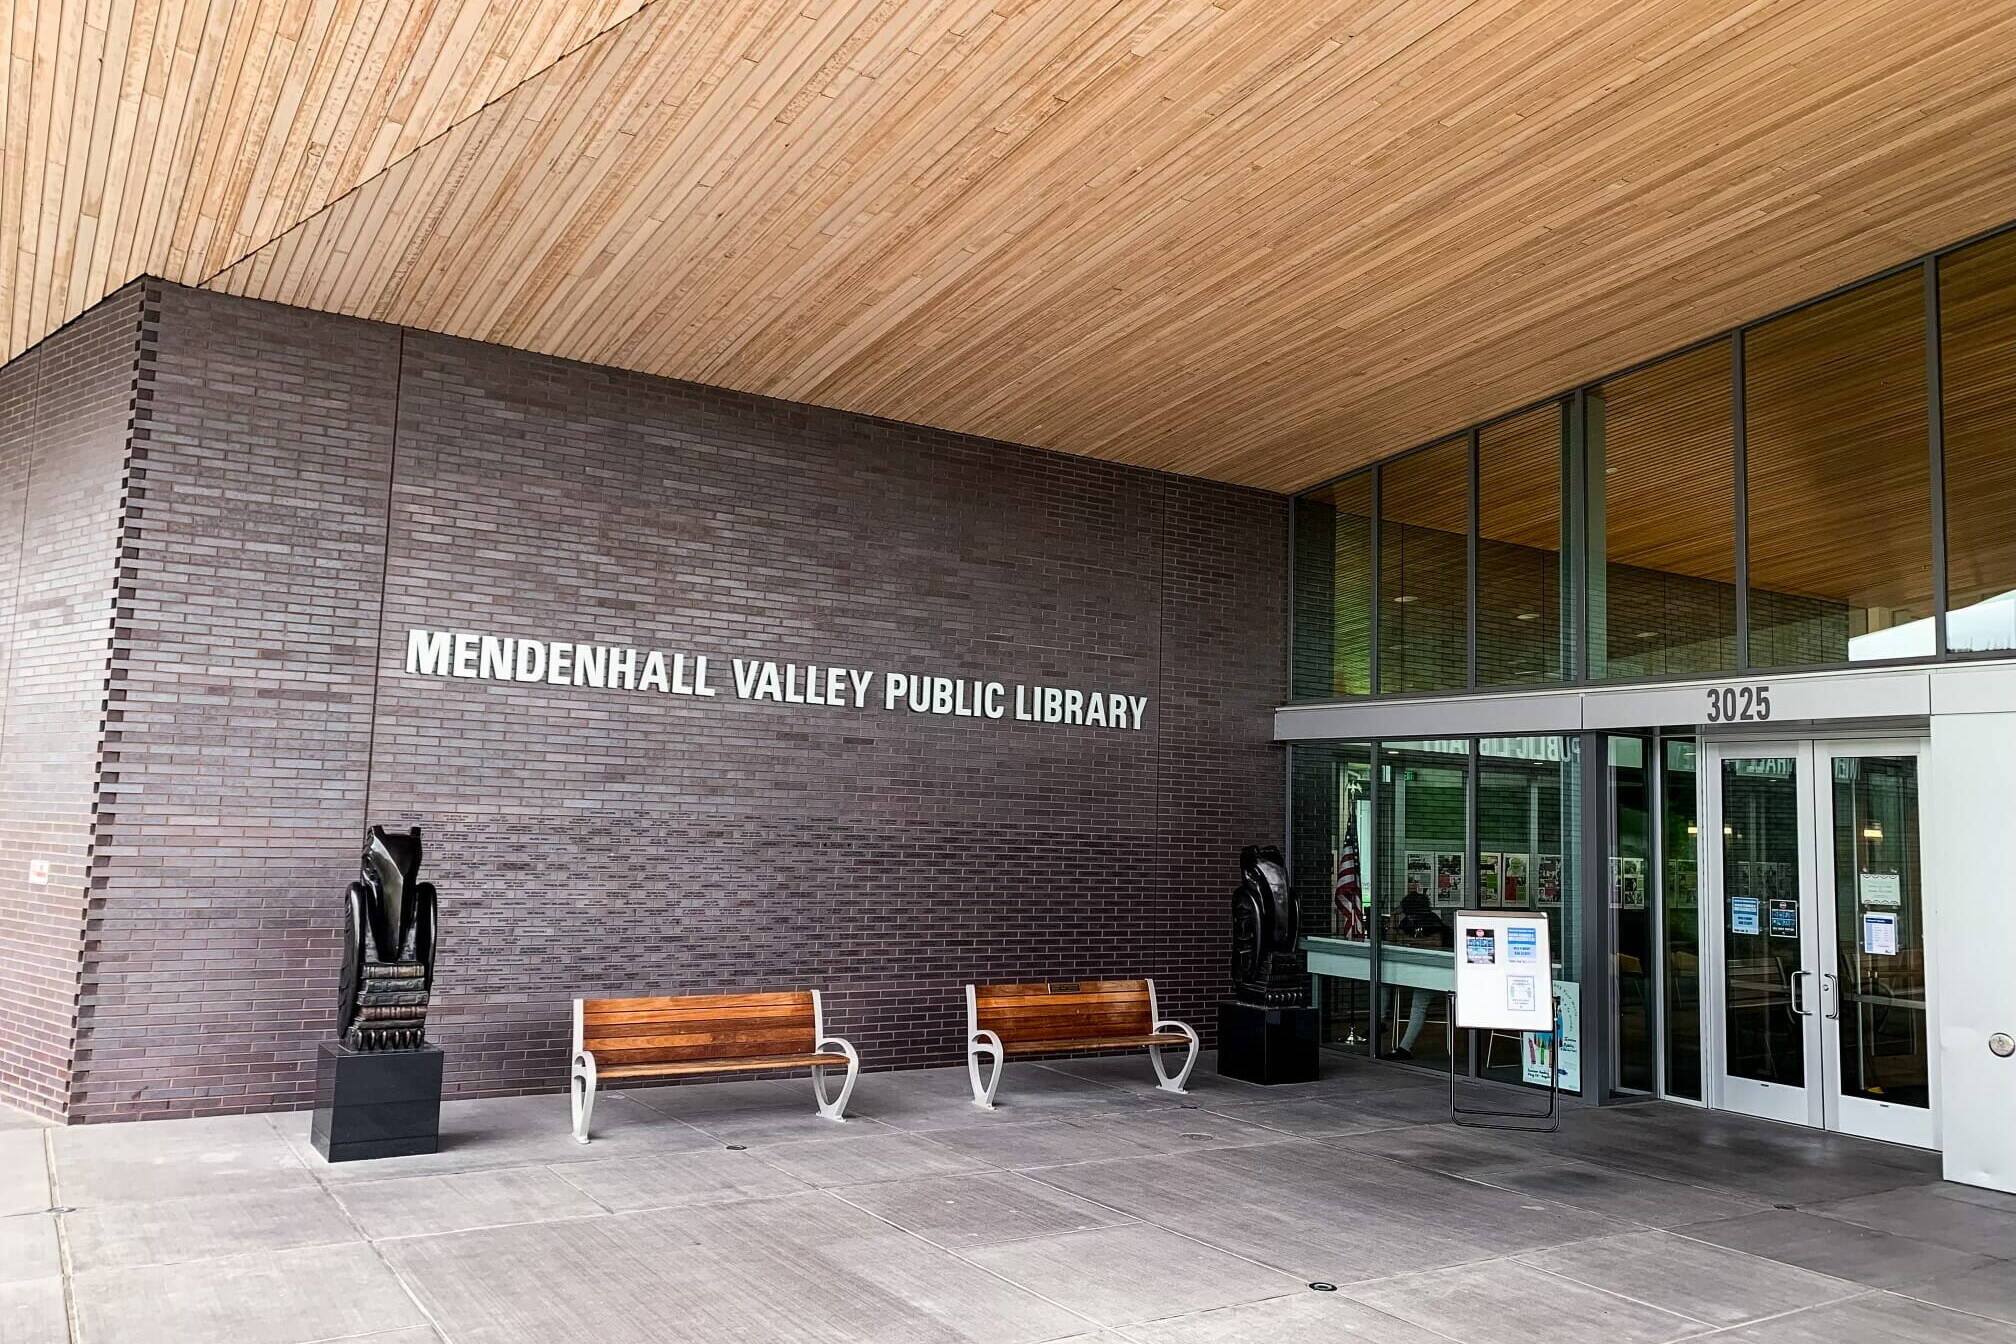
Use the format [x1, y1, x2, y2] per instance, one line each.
[311, 1042, 443, 1162]
[1216, 1001, 1320, 1085]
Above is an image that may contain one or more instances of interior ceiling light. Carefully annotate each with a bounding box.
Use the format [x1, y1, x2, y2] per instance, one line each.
[1635, 631, 1659, 640]
[1862, 825, 1884, 839]
[1515, 611, 1541, 621]
[1392, 594, 1419, 604]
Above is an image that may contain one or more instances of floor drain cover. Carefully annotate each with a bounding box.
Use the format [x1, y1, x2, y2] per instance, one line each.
[1774, 1203, 1796, 1210]
[1309, 1282, 1337, 1292]
[725, 1144, 747, 1151]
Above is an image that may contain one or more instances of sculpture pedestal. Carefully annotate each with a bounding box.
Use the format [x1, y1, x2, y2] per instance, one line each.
[311, 1042, 443, 1162]
[1216, 1001, 1320, 1085]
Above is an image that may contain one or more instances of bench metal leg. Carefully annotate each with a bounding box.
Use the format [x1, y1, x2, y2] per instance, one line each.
[570, 1052, 598, 1143]
[1149, 1019, 1199, 1094]
[812, 1036, 859, 1122]
[968, 1031, 1003, 1109]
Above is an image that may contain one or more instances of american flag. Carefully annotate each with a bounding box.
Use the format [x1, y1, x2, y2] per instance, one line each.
[1333, 820, 1367, 940]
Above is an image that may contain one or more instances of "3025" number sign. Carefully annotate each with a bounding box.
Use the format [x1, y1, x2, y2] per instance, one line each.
[1704, 684, 1772, 723]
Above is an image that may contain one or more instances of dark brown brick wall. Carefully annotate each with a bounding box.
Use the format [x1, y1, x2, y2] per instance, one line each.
[49, 283, 1285, 1120]
[74, 287, 397, 1120]
[0, 288, 145, 1120]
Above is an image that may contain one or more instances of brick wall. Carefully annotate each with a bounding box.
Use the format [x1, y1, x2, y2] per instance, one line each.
[0, 289, 144, 1119]
[74, 288, 397, 1120]
[59, 285, 1286, 1119]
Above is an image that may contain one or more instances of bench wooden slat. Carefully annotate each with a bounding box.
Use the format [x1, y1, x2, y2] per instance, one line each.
[579, 991, 821, 1068]
[1001, 1033, 1189, 1056]
[584, 1023, 813, 1046]
[975, 981, 1152, 997]
[598, 1052, 851, 1080]
[583, 991, 814, 1019]
[584, 1023, 816, 1051]
[973, 979, 1155, 1042]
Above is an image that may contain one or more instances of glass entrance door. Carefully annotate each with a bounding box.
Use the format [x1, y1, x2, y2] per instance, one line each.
[1703, 739, 1935, 1148]
[1817, 744, 1933, 1147]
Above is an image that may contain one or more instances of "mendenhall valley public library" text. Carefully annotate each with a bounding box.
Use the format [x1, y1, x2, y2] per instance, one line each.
[402, 629, 1150, 730]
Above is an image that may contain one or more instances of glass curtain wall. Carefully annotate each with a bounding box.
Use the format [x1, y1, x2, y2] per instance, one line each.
[1475, 736, 1580, 1086]
[1939, 230, 2016, 653]
[1292, 474, 1373, 697]
[1745, 270, 1932, 666]
[1478, 406, 1569, 686]
[1609, 736, 1656, 1092]
[1374, 740, 1466, 1067]
[1588, 342, 1737, 679]
[1290, 219, 2016, 701]
[1379, 438, 1470, 693]
[1662, 737, 1703, 1100]
[1299, 735, 1582, 1091]
[1290, 741, 1375, 1049]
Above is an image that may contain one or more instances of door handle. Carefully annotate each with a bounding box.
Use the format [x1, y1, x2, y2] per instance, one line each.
[1790, 970, 1814, 1017]
[1821, 973, 1840, 1020]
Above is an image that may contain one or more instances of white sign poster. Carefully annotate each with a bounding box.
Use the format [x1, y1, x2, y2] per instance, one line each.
[1858, 872, 1902, 908]
[1452, 912, 1554, 1033]
[1862, 912, 1899, 957]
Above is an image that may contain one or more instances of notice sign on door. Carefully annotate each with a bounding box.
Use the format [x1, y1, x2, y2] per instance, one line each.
[1862, 912, 1899, 957]
[1453, 913, 1554, 1033]
[1730, 896, 1761, 936]
[1769, 899, 1799, 939]
[1859, 873, 1902, 908]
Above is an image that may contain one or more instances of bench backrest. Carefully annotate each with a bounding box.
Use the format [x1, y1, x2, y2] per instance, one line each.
[574, 990, 822, 1065]
[969, 979, 1157, 1043]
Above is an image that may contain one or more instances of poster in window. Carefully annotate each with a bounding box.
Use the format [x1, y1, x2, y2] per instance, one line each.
[1620, 857, 1647, 911]
[1477, 852, 1502, 908]
[1502, 853, 1530, 908]
[1667, 857, 1698, 911]
[1405, 852, 1433, 900]
[1435, 852, 1465, 908]
[1537, 854, 1562, 906]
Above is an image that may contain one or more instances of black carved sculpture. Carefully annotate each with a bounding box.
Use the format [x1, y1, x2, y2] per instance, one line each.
[337, 826, 438, 1051]
[1231, 844, 1308, 1007]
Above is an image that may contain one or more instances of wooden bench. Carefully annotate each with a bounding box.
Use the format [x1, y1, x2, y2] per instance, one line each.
[569, 990, 859, 1142]
[965, 979, 1197, 1108]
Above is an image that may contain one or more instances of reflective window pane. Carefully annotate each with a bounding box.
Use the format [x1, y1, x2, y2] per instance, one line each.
[1590, 343, 1737, 679]
[1379, 438, 1470, 693]
[1720, 756, 1804, 1087]
[1830, 755, 1929, 1110]
[1478, 405, 1566, 686]
[1745, 271, 1932, 667]
[1376, 740, 1465, 1068]
[1292, 473, 1373, 697]
[1609, 736, 1656, 1092]
[1662, 738, 1703, 1100]
[1476, 735, 1580, 1089]
[1292, 742, 1376, 1054]
[1940, 231, 2016, 652]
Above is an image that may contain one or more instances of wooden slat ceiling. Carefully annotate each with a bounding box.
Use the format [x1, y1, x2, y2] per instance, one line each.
[9, 0, 2016, 492]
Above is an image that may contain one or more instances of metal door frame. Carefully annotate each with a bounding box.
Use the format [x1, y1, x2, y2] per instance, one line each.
[1811, 737, 1938, 1148]
[1702, 738, 1824, 1127]
[1701, 733, 1937, 1147]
